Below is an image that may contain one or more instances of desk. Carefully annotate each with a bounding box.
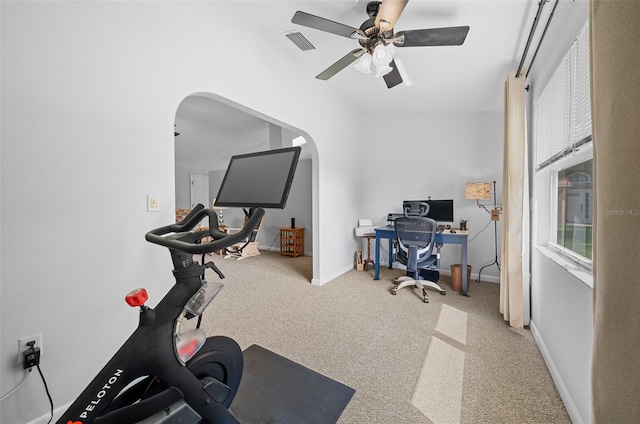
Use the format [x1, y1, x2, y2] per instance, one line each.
[374, 226, 470, 296]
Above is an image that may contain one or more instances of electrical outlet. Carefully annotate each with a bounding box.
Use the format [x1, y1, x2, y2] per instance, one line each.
[18, 333, 43, 364]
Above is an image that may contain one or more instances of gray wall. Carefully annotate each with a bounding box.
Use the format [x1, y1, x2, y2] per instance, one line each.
[209, 158, 313, 254]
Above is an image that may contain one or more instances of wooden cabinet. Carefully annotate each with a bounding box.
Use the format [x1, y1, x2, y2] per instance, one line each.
[279, 227, 304, 257]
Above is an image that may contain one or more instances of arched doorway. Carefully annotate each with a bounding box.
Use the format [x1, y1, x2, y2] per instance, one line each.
[174, 93, 315, 278]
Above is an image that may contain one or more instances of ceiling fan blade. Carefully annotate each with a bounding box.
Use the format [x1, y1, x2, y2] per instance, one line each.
[316, 49, 364, 81]
[393, 57, 412, 87]
[395, 26, 470, 47]
[292, 11, 359, 38]
[375, 0, 409, 32]
[383, 60, 403, 89]
[316, 49, 365, 81]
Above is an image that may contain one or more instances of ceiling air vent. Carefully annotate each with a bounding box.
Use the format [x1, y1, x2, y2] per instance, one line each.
[285, 31, 315, 51]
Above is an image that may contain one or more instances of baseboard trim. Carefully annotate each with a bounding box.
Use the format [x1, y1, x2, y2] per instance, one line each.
[530, 320, 587, 424]
[312, 263, 354, 286]
[260, 246, 312, 257]
[28, 403, 70, 424]
[379, 262, 501, 284]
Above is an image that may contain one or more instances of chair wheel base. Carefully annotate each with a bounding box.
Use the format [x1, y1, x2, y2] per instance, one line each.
[391, 278, 445, 304]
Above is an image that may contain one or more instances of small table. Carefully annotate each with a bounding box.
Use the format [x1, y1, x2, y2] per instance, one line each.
[280, 227, 304, 257]
[358, 235, 376, 271]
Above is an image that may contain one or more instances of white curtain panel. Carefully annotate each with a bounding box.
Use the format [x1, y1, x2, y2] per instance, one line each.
[500, 70, 527, 329]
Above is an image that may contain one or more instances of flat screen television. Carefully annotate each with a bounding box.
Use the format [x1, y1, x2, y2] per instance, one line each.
[214, 146, 301, 209]
[403, 199, 455, 223]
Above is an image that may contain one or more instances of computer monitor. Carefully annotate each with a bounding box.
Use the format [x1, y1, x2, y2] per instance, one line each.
[426, 199, 454, 222]
[214, 146, 301, 209]
[403, 199, 454, 223]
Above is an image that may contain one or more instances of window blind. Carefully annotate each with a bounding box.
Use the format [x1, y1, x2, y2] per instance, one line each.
[534, 22, 591, 170]
[573, 23, 592, 144]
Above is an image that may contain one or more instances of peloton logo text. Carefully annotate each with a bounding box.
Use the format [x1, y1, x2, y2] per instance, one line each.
[77, 368, 124, 420]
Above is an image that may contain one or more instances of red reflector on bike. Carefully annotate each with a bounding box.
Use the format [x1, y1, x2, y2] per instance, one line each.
[125, 288, 148, 307]
[178, 338, 199, 358]
[175, 329, 206, 364]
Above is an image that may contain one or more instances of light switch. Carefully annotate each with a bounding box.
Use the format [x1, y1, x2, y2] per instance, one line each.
[147, 195, 159, 212]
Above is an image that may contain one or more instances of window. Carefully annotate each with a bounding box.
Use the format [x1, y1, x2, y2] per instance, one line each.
[534, 22, 592, 269]
[556, 158, 593, 260]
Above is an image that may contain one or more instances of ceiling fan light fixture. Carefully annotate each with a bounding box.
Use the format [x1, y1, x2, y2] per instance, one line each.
[372, 43, 394, 78]
[354, 52, 373, 74]
[372, 43, 391, 63]
[374, 64, 393, 78]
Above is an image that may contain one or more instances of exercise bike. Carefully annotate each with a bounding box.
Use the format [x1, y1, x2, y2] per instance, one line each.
[57, 203, 263, 424]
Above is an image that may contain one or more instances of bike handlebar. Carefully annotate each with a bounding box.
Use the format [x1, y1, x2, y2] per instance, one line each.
[145, 204, 265, 255]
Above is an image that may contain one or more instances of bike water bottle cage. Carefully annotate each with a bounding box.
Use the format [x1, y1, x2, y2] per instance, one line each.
[184, 281, 224, 318]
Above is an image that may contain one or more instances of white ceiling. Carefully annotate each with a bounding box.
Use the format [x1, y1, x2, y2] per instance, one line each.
[175, 95, 272, 170]
[236, 0, 537, 113]
[175, 0, 539, 168]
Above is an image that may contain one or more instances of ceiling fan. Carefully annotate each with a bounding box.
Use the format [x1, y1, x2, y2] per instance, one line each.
[291, 0, 470, 89]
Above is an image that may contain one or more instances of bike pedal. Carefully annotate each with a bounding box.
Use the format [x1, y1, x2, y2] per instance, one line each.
[202, 376, 231, 404]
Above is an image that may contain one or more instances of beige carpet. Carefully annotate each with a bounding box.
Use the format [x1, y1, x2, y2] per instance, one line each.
[194, 250, 570, 424]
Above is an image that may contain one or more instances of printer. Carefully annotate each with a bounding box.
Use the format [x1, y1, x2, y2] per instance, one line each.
[355, 219, 376, 237]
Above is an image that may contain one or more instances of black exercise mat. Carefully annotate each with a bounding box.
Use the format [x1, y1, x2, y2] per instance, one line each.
[230, 344, 355, 424]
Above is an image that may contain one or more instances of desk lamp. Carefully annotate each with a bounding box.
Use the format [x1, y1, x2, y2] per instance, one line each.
[465, 181, 502, 282]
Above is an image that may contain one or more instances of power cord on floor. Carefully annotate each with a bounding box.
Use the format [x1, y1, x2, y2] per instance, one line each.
[268, 232, 280, 250]
[36, 363, 54, 424]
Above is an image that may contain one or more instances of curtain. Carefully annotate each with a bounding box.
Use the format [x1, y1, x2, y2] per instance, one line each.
[500, 71, 526, 329]
[590, 1, 640, 422]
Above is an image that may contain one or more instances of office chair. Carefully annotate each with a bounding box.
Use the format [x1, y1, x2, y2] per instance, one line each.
[392, 202, 446, 303]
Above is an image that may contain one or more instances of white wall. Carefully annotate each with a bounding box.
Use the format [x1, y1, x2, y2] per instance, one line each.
[359, 111, 504, 282]
[531, 248, 593, 424]
[0, 2, 362, 422]
[0, 2, 560, 423]
[526, 1, 592, 423]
